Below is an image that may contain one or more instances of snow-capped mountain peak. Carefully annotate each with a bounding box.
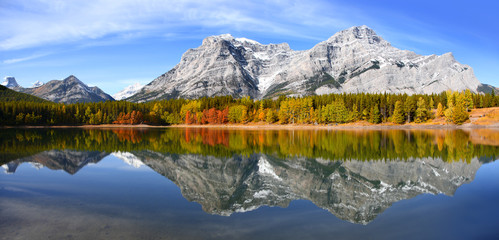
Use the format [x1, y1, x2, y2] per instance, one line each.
[113, 83, 144, 100]
[31, 81, 44, 88]
[2, 76, 20, 88]
[112, 151, 145, 168]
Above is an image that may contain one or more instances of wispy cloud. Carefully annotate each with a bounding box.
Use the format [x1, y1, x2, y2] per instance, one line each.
[3, 52, 51, 64]
[0, 0, 361, 51]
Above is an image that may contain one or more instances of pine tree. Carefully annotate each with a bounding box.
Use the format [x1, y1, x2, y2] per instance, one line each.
[463, 89, 474, 111]
[452, 94, 469, 124]
[85, 106, 93, 124]
[369, 105, 381, 124]
[452, 103, 469, 124]
[404, 96, 416, 123]
[278, 101, 289, 124]
[429, 98, 435, 110]
[392, 101, 405, 124]
[351, 104, 359, 121]
[436, 102, 444, 117]
[334, 100, 349, 123]
[266, 109, 278, 123]
[415, 97, 428, 123]
[362, 108, 369, 121]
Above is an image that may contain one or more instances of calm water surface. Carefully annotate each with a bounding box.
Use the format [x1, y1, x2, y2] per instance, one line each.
[1, 128, 498, 239]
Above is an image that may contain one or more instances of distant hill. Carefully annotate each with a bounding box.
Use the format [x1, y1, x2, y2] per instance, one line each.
[0, 85, 49, 102]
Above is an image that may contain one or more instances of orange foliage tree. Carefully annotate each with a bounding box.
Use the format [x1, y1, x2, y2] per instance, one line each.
[113, 111, 143, 124]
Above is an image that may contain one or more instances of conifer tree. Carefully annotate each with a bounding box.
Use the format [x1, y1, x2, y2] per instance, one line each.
[436, 102, 444, 117]
[404, 96, 416, 123]
[463, 89, 474, 111]
[278, 101, 289, 124]
[266, 109, 278, 123]
[369, 105, 381, 124]
[451, 103, 468, 124]
[85, 106, 93, 124]
[392, 101, 405, 124]
[415, 97, 428, 123]
[351, 104, 359, 121]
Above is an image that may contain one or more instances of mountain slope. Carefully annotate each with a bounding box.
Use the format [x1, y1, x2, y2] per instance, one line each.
[19, 75, 114, 103]
[0, 85, 48, 102]
[129, 26, 487, 102]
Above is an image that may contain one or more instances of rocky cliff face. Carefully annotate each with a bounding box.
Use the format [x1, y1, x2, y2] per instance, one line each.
[1, 76, 20, 88]
[19, 75, 114, 103]
[133, 151, 482, 224]
[129, 26, 487, 102]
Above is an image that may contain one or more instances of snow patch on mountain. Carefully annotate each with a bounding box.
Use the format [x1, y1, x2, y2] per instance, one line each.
[113, 83, 144, 100]
[257, 157, 281, 180]
[1, 164, 12, 174]
[30, 162, 44, 170]
[112, 151, 145, 168]
[31, 81, 44, 88]
[235, 37, 261, 45]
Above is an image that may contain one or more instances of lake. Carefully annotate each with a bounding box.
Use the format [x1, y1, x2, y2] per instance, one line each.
[1, 127, 498, 239]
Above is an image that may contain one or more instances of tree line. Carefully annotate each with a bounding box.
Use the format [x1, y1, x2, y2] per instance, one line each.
[1, 128, 496, 164]
[0, 90, 497, 126]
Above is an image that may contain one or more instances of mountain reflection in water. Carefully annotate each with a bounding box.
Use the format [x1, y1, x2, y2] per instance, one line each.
[2, 128, 497, 225]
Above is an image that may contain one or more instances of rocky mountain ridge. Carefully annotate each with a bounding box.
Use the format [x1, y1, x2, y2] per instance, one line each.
[133, 151, 482, 224]
[16, 75, 114, 103]
[1, 148, 485, 224]
[129, 26, 490, 102]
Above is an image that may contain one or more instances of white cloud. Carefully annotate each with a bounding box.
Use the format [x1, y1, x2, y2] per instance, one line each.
[0, 0, 359, 51]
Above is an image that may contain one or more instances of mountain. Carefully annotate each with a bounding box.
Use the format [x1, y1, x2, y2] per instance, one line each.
[113, 82, 143, 100]
[134, 152, 481, 224]
[19, 75, 114, 103]
[1, 76, 20, 88]
[2, 147, 482, 224]
[4, 150, 109, 175]
[31, 81, 44, 88]
[0, 84, 48, 102]
[129, 26, 488, 102]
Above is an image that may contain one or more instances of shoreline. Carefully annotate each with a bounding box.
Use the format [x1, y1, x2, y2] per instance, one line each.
[2, 107, 497, 131]
[2, 122, 498, 130]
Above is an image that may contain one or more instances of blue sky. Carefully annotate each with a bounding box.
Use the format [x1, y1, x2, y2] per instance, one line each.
[1, 0, 498, 95]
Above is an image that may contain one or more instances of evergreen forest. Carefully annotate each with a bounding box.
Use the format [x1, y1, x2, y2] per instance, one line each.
[0, 90, 497, 126]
